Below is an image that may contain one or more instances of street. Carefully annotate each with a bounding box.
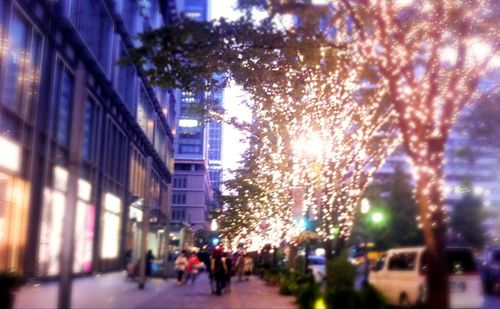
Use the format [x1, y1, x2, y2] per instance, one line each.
[14, 272, 297, 309]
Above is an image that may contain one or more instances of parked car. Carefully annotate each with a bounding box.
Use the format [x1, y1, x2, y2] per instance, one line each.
[480, 246, 500, 293]
[369, 246, 483, 308]
[307, 255, 326, 283]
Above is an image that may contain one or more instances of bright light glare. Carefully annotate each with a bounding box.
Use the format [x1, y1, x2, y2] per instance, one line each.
[179, 119, 199, 127]
[78, 179, 92, 201]
[394, 0, 412, 7]
[372, 212, 384, 224]
[360, 198, 371, 214]
[294, 135, 324, 158]
[104, 193, 121, 214]
[0, 136, 21, 173]
[312, 0, 330, 5]
[469, 40, 491, 62]
[315, 248, 325, 256]
[440, 47, 457, 64]
[211, 219, 218, 231]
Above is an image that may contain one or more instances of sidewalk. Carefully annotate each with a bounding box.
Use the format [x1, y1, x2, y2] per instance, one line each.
[14, 272, 297, 309]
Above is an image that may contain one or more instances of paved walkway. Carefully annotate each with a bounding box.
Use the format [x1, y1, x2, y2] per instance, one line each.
[14, 272, 297, 309]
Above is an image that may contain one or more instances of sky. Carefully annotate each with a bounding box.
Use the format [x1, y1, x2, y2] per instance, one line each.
[209, 1, 252, 177]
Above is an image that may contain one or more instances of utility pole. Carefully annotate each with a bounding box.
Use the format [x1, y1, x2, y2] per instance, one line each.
[58, 63, 87, 309]
[138, 157, 152, 289]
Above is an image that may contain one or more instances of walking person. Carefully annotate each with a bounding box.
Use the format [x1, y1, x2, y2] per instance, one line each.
[243, 254, 254, 281]
[175, 250, 188, 285]
[210, 247, 227, 295]
[186, 252, 201, 284]
[223, 252, 233, 293]
[145, 249, 155, 277]
[235, 253, 245, 282]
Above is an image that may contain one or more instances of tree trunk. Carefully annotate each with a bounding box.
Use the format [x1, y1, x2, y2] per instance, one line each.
[324, 239, 333, 261]
[416, 183, 449, 309]
[415, 142, 449, 309]
[334, 235, 346, 258]
[288, 245, 298, 271]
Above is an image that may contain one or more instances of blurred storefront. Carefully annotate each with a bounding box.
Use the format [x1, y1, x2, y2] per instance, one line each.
[0, 137, 30, 272]
[0, 0, 175, 278]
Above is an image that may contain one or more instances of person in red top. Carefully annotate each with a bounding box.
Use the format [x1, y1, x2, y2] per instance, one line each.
[186, 252, 202, 284]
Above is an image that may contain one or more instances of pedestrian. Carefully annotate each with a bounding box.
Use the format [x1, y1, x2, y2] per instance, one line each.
[145, 249, 155, 277]
[186, 252, 202, 284]
[210, 246, 227, 295]
[175, 250, 188, 285]
[235, 253, 245, 282]
[223, 252, 233, 293]
[243, 254, 254, 281]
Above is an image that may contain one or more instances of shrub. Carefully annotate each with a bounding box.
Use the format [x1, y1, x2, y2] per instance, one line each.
[323, 256, 388, 309]
[295, 255, 305, 274]
[279, 271, 300, 295]
[324, 257, 358, 309]
[295, 273, 320, 309]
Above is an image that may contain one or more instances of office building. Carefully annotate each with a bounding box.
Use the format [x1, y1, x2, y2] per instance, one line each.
[171, 0, 216, 237]
[0, 0, 176, 277]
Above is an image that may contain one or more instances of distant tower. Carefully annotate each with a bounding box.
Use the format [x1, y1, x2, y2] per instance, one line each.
[171, 0, 222, 233]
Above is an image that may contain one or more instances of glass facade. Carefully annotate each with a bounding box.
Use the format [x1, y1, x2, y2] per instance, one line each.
[2, 8, 43, 124]
[70, 0, 113, 74]
[0, 171, 30, 272]
[53, 61, 75, 147]
[0, 1, 175, 277]
[116, 44, 136, 112]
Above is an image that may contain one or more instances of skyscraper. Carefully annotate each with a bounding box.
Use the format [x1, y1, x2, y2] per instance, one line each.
[171, 0, 221, 239]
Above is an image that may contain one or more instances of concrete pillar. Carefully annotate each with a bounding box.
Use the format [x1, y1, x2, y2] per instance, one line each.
[138, 157, 152, 289]
[57, 63, 87, 309]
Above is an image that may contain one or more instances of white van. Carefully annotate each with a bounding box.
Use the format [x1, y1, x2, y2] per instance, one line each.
[369, 247, 483, 308]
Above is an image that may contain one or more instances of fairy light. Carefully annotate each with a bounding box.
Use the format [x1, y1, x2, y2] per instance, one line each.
[336, 0, 498, 233]
[214, 0, 497, 251]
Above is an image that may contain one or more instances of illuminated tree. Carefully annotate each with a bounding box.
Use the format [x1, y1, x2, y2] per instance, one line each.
[330, 0, 499, 307]
[127, 2, 499, 307]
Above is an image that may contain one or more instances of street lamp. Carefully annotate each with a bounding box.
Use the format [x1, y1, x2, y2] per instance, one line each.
[371, 212, 384, 224]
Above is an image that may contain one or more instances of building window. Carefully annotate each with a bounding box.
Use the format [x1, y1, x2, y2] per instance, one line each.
[2, 9, 43, 122]
[121, 0, 140, 35]
[172, 208, 186, 221]
[179, 145, 202, 155]
[105, 120, 127, 184]
[70, 0, 112, 73]
[74, 179, 94, 272]
[137, 86, 154, 142]
[154, 123, 167, 163]
[172, 192, 186, 205]
[116, 44, 136, 111]
[128, 147, 145, 197]
[101, 193, 121, 259]
[53, 60, 74, 147]
[173, 177, 187, 188]
[82, 97, 100, 162]
[38, 166, 94, 275]
[0, 171, 30, 272]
